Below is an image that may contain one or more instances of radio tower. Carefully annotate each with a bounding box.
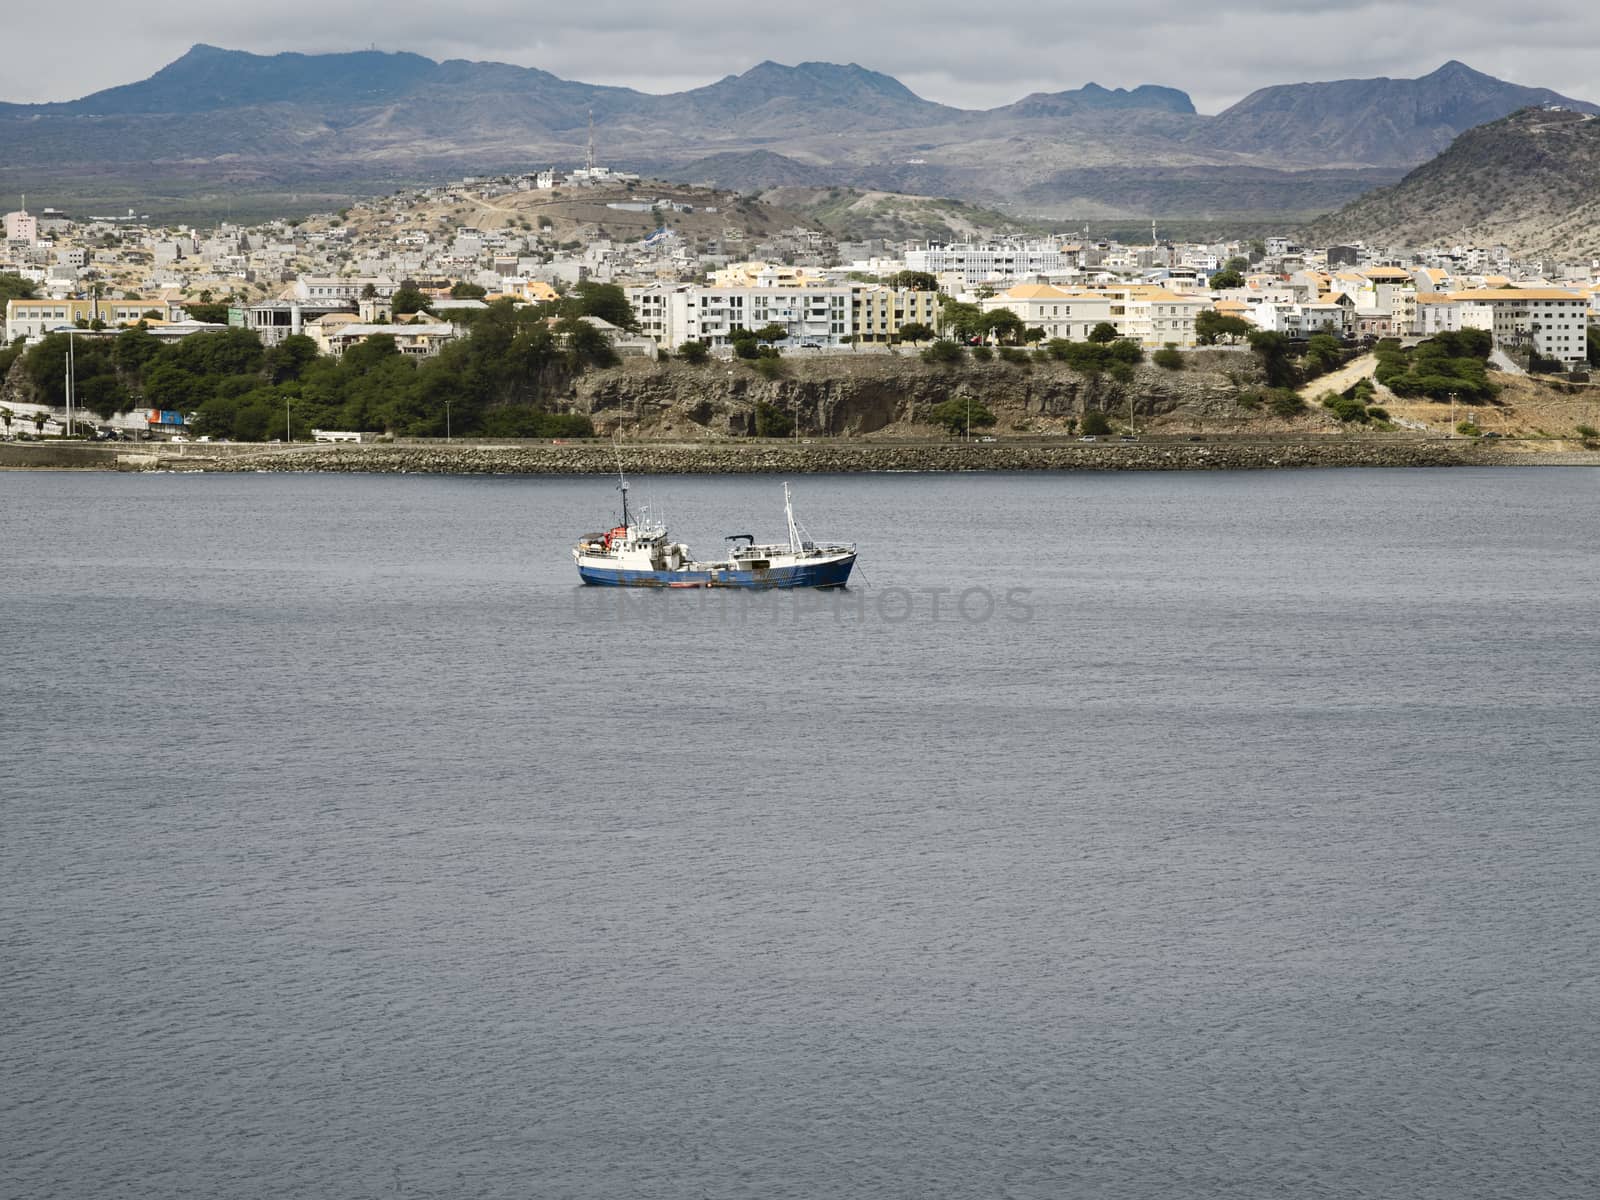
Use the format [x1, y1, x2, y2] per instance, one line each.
[586, 110, 597, 172]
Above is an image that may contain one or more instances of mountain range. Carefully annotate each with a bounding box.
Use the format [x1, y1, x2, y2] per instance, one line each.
[2, 46, 1595, 222]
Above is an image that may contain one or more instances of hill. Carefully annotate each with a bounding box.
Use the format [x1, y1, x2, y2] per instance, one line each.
[1304, 107, 1600, 259]
[2, 48, 1596, 222]
[1204, 61, 1600, 165]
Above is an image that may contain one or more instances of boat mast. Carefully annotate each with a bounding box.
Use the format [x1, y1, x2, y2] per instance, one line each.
[784, 482, 801, 553]
[614, 439, 631, 528]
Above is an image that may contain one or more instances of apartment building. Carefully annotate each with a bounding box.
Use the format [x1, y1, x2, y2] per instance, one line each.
[1441, 288, 1589, 366]
[849, 285, 941, 344]
[626, 283, 852, 348]
[905, 243, 1076, 287]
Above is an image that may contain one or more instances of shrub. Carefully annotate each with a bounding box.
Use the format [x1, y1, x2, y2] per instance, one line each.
[1365, 405, 1390, 421]
[1456, 421, 1482, 437]
[1322, 393, 1370, 423]
[1269, 390, 1307, 418]
[1080, 410, 1113, 435]
[677, 340, 709, 365]
[997, 346, 1031, 366]
[970, 345, 993, 362]
[921, 339, 965, 365]
[754, 399, 792, 436]
[1576, 424, 1598, 439]
[751, 354, 786, 381]
[930, 396, 996, 434]
[1152, 345, 1184, 370]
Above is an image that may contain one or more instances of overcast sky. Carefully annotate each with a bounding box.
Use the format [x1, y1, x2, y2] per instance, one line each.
[3, 1, 1597, 114]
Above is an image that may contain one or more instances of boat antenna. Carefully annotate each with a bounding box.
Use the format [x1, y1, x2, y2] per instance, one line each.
[783, 481, 801, 554]
[613, 436, 630, 528]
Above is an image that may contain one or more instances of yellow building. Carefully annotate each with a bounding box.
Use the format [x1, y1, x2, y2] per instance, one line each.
[1120, 288, 1210, 348]
[711, 261, 829, 289]
[849, 285, 941, 343]
[519, 280, 561, 304]
[4, 297, 166, 342]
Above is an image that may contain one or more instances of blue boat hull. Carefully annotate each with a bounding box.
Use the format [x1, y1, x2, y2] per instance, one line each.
[578, 556, 854, 589]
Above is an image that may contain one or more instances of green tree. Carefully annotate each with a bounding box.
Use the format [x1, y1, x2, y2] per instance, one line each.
[559, 317, 619, 369]
[937, 298, 985, 343]
[562, 281, 637, 330]
[79, 372, 129, 420]
[1587, 326, 1600, 368]
[897, 322, 934, 344]
[1080, 410, 1113, 435]
[1223, 256, 1249, 274]
[391, 285, 428, 315]
[1304, 333, 1344, 376]
[1087, 322, 1119, 344]
[184, 302, 229, 324]
[751, 323, 789, 344]
[1153, 344, 1184, 370]
[729, 327, 760, 359]
[450, 281, 488, 299]
[754, 399, 793, 436]
[929, 396, 996, 435]
[112, 324, 162, 382]
[264, 334, 320, 384]
[920, 339, 965, 365]
[889, 270, 939, 292]
[982, 308, 1026, 345]
[0, 273, 37, 304]
[1209, 268, 1245, 290]
[1194, 311, 1253, 344]
[1248, 330, 1298, 388]
[677, 340, 710, 364]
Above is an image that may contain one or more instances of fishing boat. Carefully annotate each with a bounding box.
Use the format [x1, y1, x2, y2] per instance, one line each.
[572, 472, 856, 589]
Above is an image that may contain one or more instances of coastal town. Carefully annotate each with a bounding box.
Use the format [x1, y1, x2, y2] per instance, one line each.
[2, 154, 1598, 442]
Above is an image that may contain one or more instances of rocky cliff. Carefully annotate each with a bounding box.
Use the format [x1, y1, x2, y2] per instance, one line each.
[574, 352, 1251, 439]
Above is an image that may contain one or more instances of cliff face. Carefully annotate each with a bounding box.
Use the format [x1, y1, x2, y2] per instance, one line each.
[575, 353, 1248, 438]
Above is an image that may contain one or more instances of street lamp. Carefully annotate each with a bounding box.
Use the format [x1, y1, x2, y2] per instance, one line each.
[63, 329, 75, 438]
[445, 398, 451, 443]
[285, 398, 292, 443]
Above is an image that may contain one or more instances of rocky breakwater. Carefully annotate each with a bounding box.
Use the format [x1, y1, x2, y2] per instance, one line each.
[188, 437, 1495, 475]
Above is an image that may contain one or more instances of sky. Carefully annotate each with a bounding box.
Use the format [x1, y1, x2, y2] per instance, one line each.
[3, 0, 1597, 114]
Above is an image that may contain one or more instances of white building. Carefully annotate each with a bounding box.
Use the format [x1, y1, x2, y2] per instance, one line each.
[906, 243, 1076, 287]
[626, 283, 852, 349]
[4, 206, 38, 245]
[290, 276, 398, 303]
[1446, 288, 1590, 367]
[978, 284, 1118, 341]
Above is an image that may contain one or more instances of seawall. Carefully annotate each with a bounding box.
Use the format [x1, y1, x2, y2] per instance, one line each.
[7, 437, 1595, 475]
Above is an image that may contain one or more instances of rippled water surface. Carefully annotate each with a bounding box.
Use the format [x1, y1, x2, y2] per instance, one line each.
[3, 467, 1597, 1199]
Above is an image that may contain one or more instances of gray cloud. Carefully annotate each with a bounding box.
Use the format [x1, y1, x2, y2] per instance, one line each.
[2, 0, 1596, 114]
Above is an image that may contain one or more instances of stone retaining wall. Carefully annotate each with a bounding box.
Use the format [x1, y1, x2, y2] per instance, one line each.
[136, 440, 1505, 474]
